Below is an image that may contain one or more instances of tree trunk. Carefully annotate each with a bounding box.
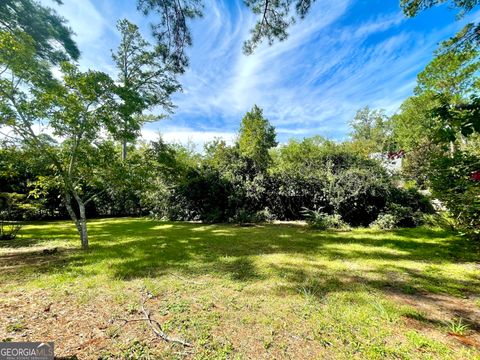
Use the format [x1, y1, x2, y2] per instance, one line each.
[65, 191, 89, 249]
[65, 192, 82, 233]
[78, 200, 89, 249]
[78, 219, 88, 249]
[122, 139, 127, 161]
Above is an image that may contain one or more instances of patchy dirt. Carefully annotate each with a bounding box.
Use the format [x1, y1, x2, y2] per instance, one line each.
[391, 291, 480, 350]
[0, 289, 327, 359]
[1, 287, 479, 359]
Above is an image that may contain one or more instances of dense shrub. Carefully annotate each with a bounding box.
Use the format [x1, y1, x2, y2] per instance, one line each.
[0, 220, 22, 240]
[421, 212, 457, 230]
[370, 213, 398, 230]
[1, 134, 436, 229]
[173, 168, 232, 223]
[330, 166, 391, 226]
[160, 138, 435, 227]
[369, 186, 434, 229]
[302, 208, 348, 230]
[429, 151, 480, 238]
[265, 172, 331, 220]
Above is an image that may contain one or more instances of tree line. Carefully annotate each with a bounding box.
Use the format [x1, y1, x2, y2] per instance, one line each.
[0, 0, 479, 248]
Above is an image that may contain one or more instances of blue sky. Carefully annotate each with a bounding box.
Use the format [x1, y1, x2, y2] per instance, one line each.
[41, 0, 478, 147]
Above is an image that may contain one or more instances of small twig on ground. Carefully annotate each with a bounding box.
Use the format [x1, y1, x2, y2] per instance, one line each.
[113, 290, 192, 347]
[140, 291, 192, 347]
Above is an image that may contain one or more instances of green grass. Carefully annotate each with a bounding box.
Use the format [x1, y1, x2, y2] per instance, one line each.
[1, 218, 480, 359]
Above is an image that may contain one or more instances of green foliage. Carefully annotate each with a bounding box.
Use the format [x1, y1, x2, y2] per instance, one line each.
[401, 1, 480, 56]
[137, 0, 203, 73]
[302, 208, 348, 230]
[421, 212, 457, 230]
[401, 0, 479, 17]
[0, 192, 40, 220]
[416, 43, 479, 98]
[330, 166, 392, 226]
[349, 106, 394, 154]
[370, 213, 398, 230]
[429, 151, 480, 238]
[391, 93, 439, 152]
[0, 193, 25, 240]
[433, 94, 480, 142]
[414, 42, 480, 142]
[112, 19, 180, 159]
[174, 167, 232, 223]
[238, 105, 277, 172]
[0, 0, 79, 63]
[365, 182, 433, 230]
[0, 29, 131, 247]
[391, 29, 480, 238]
[446, 317, 470, 335]
[0, 220, 22, 240]
[137, 0, 317, 62]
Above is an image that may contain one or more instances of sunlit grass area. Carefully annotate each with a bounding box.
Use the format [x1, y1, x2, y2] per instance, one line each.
[1, 218, 480, 359]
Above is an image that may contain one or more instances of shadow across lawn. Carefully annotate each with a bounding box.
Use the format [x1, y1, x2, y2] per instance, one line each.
[1, 218, 480, 298]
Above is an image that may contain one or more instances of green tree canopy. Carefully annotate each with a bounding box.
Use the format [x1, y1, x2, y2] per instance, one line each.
[112, 19, 180, 160]
[0, 30, 123, 249]
[400, 0, 480, 17]
[401, 0, 480, 52]
[349, 106, 393, 153]
[237, 105, 277, 171]
[0, 0, 79, 63]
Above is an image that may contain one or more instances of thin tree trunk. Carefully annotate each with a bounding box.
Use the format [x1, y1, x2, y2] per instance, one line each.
[65, 192, 82, 233]
[122, 139, 127, 161]
[76, 197, 89, 249]
[66, 190, 89, 249]
[79, 214, 88, 249]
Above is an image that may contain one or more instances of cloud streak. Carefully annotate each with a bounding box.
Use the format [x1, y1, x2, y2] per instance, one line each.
[38, 0, 471, 145]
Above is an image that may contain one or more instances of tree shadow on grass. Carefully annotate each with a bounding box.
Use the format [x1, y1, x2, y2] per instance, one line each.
[0, 220, 78, 249]
[1, 219, 479, 298]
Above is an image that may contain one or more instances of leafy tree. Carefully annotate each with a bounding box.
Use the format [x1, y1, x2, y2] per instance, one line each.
[400, 0, 479, 17]
[0, 0, 79, 63]
[392, 93, 438, 151]
[237, 105, 277, 171]
[0, 30, 121, 249]
[416, 43, 479, 99]
[242, 0, 316, 54]
[136, 0, 203, 73]
[349, 106, 394, 154]
[429, 150, 480, 238]
[0, 140, 65, 219]
[401, 0, 480, 53]
[112, 19, 180, 160]
[414, 40, 480, 143]
[392, 29, 480, 235]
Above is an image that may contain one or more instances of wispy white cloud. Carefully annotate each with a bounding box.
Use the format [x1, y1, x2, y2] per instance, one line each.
[36, 0, 473, 146]
[171, 2, 393, 138]
[40, 0, 118, 74]
[170, 1, 471, 142]
[141, 126, 236, 150]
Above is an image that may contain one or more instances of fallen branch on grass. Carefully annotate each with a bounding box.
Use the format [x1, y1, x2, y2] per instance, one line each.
[114, 290, 192, 347]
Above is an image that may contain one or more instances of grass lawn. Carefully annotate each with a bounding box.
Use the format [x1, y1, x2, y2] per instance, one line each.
[1, 218, 480, 359]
